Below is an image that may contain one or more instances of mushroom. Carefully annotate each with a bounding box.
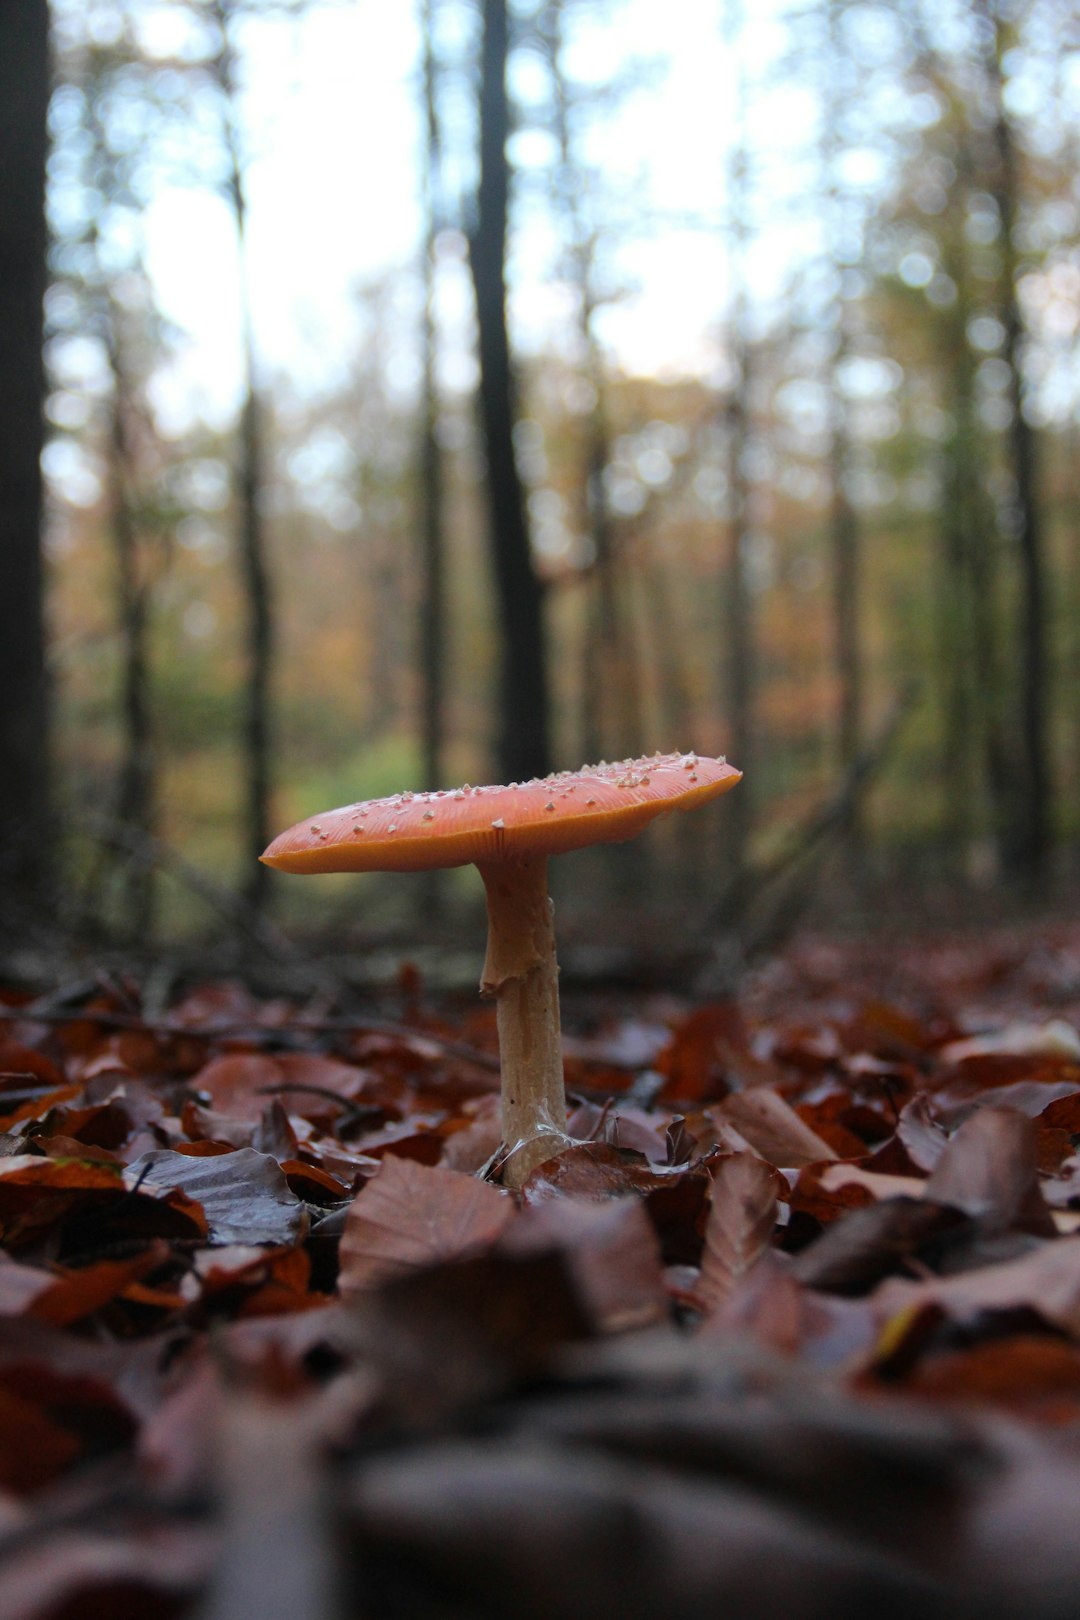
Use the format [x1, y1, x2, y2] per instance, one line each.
[261, 752, 741, 1186]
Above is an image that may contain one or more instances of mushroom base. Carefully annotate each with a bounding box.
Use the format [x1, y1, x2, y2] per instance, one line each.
[478, 857, 568, 1188]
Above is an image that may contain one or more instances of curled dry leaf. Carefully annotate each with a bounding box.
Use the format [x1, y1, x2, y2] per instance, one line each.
[791, 1196, 967, 1296]
[789, 1161, 927, 1224]
[895, 1094, 949, 1173]
[124, 1148, 304, 1247]
[716, 1089, 837, 1168]
[923, 1106, 1055, 1235]
[874, 1235, 1080, 1334]
[504, 1195, 667, 1334]
[696, 1152, 786, 1313]
[339, 1156, 516, 1292]
[29, 1242, 174, 1328]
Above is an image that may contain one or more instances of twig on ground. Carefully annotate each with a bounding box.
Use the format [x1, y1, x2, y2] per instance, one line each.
[696, 680, 922, 992]
[83, 816, 301, 962]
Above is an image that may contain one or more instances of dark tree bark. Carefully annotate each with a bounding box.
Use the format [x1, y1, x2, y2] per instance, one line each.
[915, 43, 1013, 874]
[419, 0, 447, 794]
[235, 367, 274, 904]
[0, 0, 51, 918]
[211, 3, 276, 905]
[106, 327, 156, 936]
[979, 0, 1050, 885]
[468, 0, 552, 783]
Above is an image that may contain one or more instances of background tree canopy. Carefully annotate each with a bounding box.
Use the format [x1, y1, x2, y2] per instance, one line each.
[2, 0, 1079, 953]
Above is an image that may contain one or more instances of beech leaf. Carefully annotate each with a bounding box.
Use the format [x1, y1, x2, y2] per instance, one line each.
[124, 1148, 304, 1246]
[923, 1106, 1055, 1234]
[697, 1151, 784, 1312]
[716, 1089, 837, 1168]
[339, 1156, 515, 1291]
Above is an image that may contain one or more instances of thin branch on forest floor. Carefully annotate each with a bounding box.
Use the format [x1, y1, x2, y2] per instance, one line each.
[697, 680, 922, 990]
[82, 815, 301, 961]
[253, 1082, 383, 1128]
[0, 1001, 508, 1071]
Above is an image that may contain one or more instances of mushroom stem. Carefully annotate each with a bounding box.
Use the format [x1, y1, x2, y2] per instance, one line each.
[477, 856, 567, 1187]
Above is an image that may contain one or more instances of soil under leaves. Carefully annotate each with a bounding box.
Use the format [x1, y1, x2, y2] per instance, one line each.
[5, 922, 1080, 1617]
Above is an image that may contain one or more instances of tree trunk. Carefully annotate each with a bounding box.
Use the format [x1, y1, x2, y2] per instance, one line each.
[822, 0, 862, 847]
[828, 418, 860, 801]
[468, 0, 552, 784]
[236, 291, 274, 906]
[980, 2, 1049, 885]
[0, 0, 51, 920]
[924, 74, 1013, 875]
[212, 3, 276, 906]
[106, 328, 156, 937]
[419, 0, 447, 794]
[720, 0, 754, 876]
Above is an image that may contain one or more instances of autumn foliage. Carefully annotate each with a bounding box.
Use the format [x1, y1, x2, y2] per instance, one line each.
[4, 928, 1080, 1614]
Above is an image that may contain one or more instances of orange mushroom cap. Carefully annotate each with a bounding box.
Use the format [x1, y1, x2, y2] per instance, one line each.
[261, 752, 741, 875]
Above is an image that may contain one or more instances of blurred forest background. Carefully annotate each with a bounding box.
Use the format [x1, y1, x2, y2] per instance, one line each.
[1, 0, 1078, 964]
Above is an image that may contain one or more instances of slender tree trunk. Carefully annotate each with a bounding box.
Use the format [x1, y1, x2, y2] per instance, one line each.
[579, 352, 622, 762]
[468, 0, 552, 783]
[822, 0, 862, 845]
[212, 4, 276, 905]
[642, 544, 697, 748]
[720, 0, 754, 874]
[927, 93, 1013, 872]
[106, 329, 156, 936]
[936, 462, 972, 860]
[980, 2, 1049, 884]
[828, 417, 860, 793]
[419, 0, 447, 794]
[234, 302, 274, 905]
[541, 0, 641, 764]
[954, 326, 1013, 865]
[0, 0, 51, 919]
[367, 527, 404, 734]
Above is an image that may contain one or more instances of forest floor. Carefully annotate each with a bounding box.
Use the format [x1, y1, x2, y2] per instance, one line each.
[4, 915, 1080, 1617]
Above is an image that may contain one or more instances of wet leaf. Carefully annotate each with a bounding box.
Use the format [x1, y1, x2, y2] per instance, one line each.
[522, 1141, 691, 1202]
[124, 1148, 305, 1246]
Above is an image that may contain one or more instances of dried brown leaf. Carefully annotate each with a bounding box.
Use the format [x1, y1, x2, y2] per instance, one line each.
[29, 1242, 171, 1327]
[895, 1094, 949, 1172]
[124, 1148, 304, 1246]
[789, 1160, 925, 1223]
[905, 1334, 1080, 1420]
[791, 1196, 966, 1296]
[505, 1195, 667, 1333]
[874, 1235, 1080, 1332]
[717, 1089, 838, 1168]
[923, 1106, 1055, 1234]
[339, 1157, 515, 1291]
[697, 1152, 784, 1312]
